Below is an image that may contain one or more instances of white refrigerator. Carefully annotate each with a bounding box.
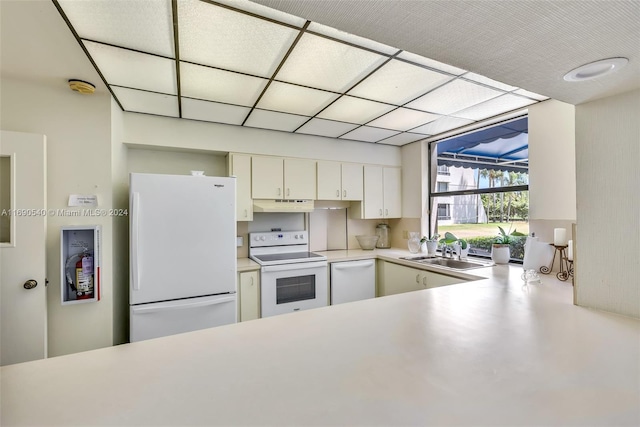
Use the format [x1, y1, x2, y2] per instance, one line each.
[129, 173, 237, 342]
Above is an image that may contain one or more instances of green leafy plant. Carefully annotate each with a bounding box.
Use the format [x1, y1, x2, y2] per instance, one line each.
[438, 231, 468, 250]
[494, 225, 526, 245]
[420, 233, 440, 244]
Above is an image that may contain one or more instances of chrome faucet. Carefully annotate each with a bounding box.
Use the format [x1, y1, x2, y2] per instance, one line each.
[441, 244, 450, 258]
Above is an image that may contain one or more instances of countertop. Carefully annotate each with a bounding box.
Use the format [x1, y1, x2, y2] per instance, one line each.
[3, 259, 639, 426]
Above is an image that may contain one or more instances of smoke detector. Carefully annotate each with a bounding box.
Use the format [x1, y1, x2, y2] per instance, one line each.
[68, 79, 95, 94]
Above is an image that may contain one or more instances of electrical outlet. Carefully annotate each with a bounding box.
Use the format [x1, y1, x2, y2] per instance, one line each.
[236, 236, 243, 247]
[402, 230, 408, 239]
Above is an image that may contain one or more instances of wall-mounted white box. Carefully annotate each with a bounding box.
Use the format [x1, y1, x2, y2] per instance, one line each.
[60, 225, 101, 305]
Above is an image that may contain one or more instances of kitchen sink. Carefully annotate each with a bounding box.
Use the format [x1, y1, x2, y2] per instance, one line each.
[400, 256, 493, 270]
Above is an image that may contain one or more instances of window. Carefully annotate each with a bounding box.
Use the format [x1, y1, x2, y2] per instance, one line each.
[437, 203, 450, 220]
[428, 117, 529, 262]
[437, 165, 450, 175]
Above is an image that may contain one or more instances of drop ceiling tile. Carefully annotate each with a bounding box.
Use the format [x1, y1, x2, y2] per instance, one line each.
[296, 118, 360, 138]
[276, 33, 387, 92]
[245, 109, 309, 132]
[367, 108, 440, 131]
[340, 126, 400, 143]
[84, 41, 176, 94]
[406, 79, 503, 115]
[410, 116, 474, 135]
[513, 89, 549, 101]
[256, 81, 340, 116]
[317, 96, 395, 124]
[180, 62, 268, 107]
[307, 22, 398, 55]
[348, 59, 453, 105]
[112, 86, 178, 117]
[377, 132, 428, 146]
[178, 0, 299, 77]
[463, 72, 518, 91]
[58, 0, 174, 57]
[214, 0, 306, 27]
[397, 51, 467, 76]
[181, 98, 250, 125]
[454, 94, 537, 121]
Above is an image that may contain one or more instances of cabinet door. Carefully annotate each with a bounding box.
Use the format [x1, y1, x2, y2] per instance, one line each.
[378, 261, 424, 296]
[383, 167, 402, 218]
[317, 161, 341, 200]
[423, 270, 465, 289]
[341, 163, 363, 201]
[229, 154, 253, 221]
[363, 165, 383, 218]
[284, 158, 316, 199]
[252, 156, 283, 199]
[239, 271, 260, 321]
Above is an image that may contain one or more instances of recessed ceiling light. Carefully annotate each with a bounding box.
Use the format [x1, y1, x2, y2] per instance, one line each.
[563, 57, 628, 82]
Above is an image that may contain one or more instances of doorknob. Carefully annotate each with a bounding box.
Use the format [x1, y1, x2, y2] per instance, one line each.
[23, 279, 38, 290]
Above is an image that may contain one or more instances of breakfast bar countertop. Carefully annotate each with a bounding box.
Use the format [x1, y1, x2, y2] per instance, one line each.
[2, 261, 639, 426]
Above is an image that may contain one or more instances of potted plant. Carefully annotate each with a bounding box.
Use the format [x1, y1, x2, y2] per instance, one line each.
[492, 226, 526, 264]
[437, 232, 469, 258]
[420, 233, 440, 255]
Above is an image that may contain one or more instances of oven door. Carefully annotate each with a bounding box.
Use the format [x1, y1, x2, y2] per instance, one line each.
[260, 261, 328, 318]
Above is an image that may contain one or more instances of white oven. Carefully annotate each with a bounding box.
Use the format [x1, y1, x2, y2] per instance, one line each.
[250, 231, 328, 318]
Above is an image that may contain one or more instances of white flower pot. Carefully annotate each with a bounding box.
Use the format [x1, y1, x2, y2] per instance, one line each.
[491, 244, 511, 264]
[425, 241, 438, 256]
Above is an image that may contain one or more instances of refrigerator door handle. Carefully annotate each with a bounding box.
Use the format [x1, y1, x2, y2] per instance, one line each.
[131, 192, 141, 291]
[132, 295, 236, 314]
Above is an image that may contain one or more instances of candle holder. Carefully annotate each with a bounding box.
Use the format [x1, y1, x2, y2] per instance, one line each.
[540, 244, 572, 281]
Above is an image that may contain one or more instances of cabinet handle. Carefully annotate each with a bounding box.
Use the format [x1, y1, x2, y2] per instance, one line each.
[379, 209, 383, 216]
[385, 209, 389, 216]
[423, 277, 427, 287]
[250, 276, 254, 286]
[343, 190, 347, 197]
[287, 188, 290, 197]
[336, 190, 340, 197]
[244, 209, 247, 218]
[277, 188, 281, 196]
[415, 274, 420, 283]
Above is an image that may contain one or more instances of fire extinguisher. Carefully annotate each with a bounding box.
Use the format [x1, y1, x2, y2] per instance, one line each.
[66, 248, 94, 300]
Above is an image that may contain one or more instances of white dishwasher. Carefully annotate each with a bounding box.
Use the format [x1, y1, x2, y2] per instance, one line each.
[330, 259, 376, 305]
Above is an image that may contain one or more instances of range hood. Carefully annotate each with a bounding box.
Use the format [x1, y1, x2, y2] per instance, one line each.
[253, 199, 315, 213]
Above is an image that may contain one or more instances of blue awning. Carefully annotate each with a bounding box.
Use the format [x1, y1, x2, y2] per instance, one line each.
[436, 117, 529, 173]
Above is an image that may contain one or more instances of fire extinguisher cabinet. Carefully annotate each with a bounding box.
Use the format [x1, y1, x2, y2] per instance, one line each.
[60, 225, 101, 305]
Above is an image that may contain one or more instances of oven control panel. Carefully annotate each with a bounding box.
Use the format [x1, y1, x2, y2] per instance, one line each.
[249, 231, 307, 247]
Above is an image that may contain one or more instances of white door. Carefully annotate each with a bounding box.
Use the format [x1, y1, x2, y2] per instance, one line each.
[363, 165, 383, 219]
[316, 160, 341, 200]
[330, 259, 375, 305]
[383, 167, 402, 218]
[284, 158, 316, 199]
[130, 294, 237, 342]
[251, 156, 283, 199]
[130, 173, 236, 305]
[0, 130, 47, 366]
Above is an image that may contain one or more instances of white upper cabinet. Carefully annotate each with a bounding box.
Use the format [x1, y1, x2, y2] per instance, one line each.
[251, 156, 284, 199]
[383, 167, 401, 218]
[228, 153, 253, 221]
[284, 158, 316, 199]
[341, 163, 363, 201]
[252, 156, 316, 199]
[317, 161, 363, 201]
[355, 165, 401, 219]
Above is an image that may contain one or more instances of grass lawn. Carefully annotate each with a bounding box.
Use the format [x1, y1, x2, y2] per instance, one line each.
[438, 221, 529, 239]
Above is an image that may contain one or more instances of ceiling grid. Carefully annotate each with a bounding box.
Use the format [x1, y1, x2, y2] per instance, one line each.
[53, 0, 548, 146]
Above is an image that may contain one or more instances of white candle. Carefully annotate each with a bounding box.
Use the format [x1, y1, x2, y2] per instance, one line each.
[567, 240, 573, 261]
[554, 228, 567, 246]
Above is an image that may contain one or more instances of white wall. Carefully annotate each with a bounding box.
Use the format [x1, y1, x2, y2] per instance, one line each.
[127, 148, 227, 177]
[574, 89, 640, 318]
[527, 100, 577, 245]
[123, 113, 401, 166]
[1, 77, 114, 356]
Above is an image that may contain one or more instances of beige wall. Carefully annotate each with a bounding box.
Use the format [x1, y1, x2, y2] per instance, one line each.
[574, 89, 640, 318]
[1, 77, 114, 357]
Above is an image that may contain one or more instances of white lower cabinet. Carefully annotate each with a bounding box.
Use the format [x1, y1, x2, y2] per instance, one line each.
[377, 260, 466, 297]
[238, 271, 260, 321]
